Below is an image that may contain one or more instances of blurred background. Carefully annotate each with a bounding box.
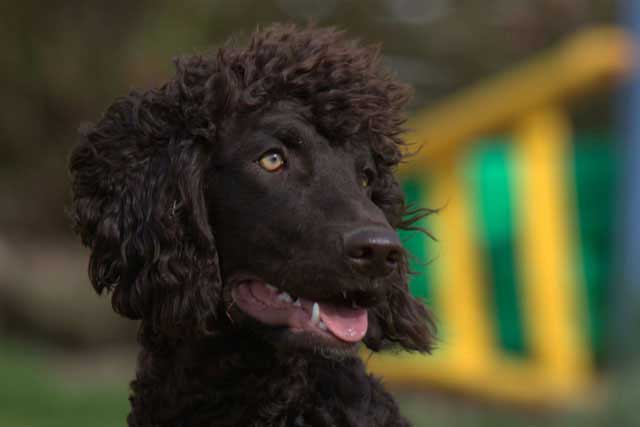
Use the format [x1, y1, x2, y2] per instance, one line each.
[1, 1, 639, 426]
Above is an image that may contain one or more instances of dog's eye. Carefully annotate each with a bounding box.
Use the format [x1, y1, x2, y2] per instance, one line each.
[258, 151, 286, 172]
[360, 169, 375, 188]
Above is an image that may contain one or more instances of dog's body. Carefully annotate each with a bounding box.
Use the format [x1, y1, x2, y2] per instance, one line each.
[70, 24, 434, 426]
[130, 334, 410, 426]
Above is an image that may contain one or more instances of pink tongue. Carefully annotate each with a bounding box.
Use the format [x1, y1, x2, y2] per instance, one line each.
[318, 303, 368, 343]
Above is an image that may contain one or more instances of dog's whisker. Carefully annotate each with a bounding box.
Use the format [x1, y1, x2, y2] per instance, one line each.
[225, 300, 237, 324]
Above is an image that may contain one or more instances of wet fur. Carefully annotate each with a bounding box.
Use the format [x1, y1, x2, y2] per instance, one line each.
[70, 24, 435, 427]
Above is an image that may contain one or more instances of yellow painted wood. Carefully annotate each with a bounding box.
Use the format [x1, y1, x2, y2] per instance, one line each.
[366, 110, 595, 404]
[511, 109, 592, 395]
[427, 156, 495, 374]
[365, 27, 626, 405]
[399, 27, 633, 175]
[367, 154, 497, 378]
[365, 351, 591, 405]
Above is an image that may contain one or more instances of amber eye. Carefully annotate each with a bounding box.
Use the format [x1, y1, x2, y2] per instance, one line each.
[360, 169, 374, 188]
[258, 151, 285, 172]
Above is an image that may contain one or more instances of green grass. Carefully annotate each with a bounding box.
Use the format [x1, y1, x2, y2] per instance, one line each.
[2, 339, 639, 427]
[398, 362, 640, 427]
[0, 341, 129, 427]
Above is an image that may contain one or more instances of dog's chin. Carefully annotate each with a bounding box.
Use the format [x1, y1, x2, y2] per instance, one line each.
[228, 276, 368, 355]
[262, 327, 363, 360]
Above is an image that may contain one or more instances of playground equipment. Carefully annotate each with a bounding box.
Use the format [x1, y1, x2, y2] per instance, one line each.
[366, 27, 635, 404]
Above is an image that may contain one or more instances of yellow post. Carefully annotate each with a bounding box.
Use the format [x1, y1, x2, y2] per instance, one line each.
[366, 27, 633, 404]
[512, 108, 592, 396]
[428, 155, 495, 375]
[399, 27, 633, 177]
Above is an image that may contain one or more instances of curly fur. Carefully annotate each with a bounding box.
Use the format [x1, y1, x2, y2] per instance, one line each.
[70, 23, 435, 427]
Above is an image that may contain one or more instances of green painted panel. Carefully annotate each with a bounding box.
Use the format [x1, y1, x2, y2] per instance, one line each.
[571, 132, 617, 364]
[466, 139, 528, 357]
[400, 133, 616, 362]
[400, 178, 432, 303]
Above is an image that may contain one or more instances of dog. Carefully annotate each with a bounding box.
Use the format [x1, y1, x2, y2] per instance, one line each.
[70, 23, 435, 427]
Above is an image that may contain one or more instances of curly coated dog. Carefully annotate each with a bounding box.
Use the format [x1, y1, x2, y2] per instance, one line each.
[70, 23, 435, 427]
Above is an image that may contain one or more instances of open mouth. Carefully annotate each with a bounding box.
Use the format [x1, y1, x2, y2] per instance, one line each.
[231, 278, 368, 344]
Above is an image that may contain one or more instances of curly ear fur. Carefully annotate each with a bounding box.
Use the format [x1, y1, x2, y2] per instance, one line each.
[70, 80, 222, 337]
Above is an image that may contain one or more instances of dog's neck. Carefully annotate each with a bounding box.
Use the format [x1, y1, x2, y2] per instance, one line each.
[128, 330, 411, 427]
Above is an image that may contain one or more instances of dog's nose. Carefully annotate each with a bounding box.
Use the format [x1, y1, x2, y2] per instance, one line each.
[343, 227, 402, 277]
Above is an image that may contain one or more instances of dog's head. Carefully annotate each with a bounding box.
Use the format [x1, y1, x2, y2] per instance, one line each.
[70, 24, 435, 355]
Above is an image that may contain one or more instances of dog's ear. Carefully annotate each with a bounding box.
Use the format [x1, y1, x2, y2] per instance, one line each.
[69, 84, 221, 337]
[364, 171, 436, 352]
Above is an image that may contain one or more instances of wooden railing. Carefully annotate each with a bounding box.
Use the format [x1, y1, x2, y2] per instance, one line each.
[366, 27, 634, 405]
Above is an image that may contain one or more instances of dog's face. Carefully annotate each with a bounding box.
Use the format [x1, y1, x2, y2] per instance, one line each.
[70, 24, 434, 356]
[208, 101, 406, 352]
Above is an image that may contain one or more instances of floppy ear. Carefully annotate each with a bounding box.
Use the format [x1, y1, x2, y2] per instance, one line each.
[364, 171, 436, 352]
[69, 85, 221, 337]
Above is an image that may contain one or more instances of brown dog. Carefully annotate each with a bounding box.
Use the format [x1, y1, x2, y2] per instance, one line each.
[70, 23, 435, 427]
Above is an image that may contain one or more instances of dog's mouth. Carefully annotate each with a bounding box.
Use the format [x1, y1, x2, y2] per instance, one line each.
[231, 278, 368, 344]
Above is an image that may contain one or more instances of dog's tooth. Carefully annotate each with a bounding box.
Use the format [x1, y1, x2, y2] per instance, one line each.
[318, 320, 327, 331]
[292, 298, 301, 307]
[277, 292, 293, 303]
[266, 284, 277, 291]
[311, 302, 320, 324]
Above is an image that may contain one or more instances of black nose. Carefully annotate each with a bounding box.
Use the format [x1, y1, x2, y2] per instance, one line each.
[343, 227, 403, 278]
